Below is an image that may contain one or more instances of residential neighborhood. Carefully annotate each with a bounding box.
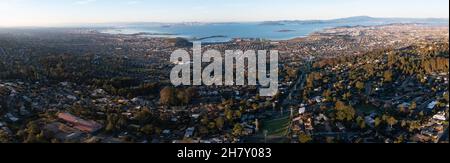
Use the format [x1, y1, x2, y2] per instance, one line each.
[0, 24, 448, 143]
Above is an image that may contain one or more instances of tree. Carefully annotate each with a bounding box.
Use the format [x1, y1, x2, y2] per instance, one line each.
[334, 101, 356, 121]
[286, 67, 298, 79]
[235, 110, 242, 119]
[356, 116, 366, 129]
[399, 105, 406, 113]
[326, 137, 335, 143]
[401, 120, 407, 127]
[116, 116, 128, 129]
[299, 133, 312, 143]
[322, 89, 332, 101]
[306, 74, 315, 89]
[141, 124, 154, 135]
[199, 126, 209, 135]
[26, 121, 41, 135]
[160, 87, 177, 106]
[382, 114, 388, 121]
[135, 107, 152, 125]
[408, 121, 421, 132]
[105, 121, 115, 132]
[395, 134, 405, 143]
[355, 81, 365, 91]
[35, 131, 48, 143]
[383, 70, 393, 82]
[251, 103, 259, 110]
[386, 116, 398, 128]
[185, 87, 198, 98]
[232, 124, 243, 137]
[154, 127, 162, 135]
[208, 122, 216, 130]
[410, 101, 417, 111]
[342, 92, 352, 101]
[176, 89, 190, 105]
[374, 117, 381, 128]
[201, 116, 209, 125]
[215, 117, 225, 130]
[419, 111, 425, 117]
[225, 109, 234, 121]
[24, 121, 47, 143]
[360, 121, 366, 129]
[105, 113, 125, 132]
[0, 130, 11, 143]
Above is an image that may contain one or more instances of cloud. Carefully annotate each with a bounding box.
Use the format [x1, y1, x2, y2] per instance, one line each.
[74, 0, 97, 5]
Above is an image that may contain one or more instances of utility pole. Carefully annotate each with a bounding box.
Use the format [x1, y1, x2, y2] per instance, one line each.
[264, 130, 268, 143]
[280, 107, 284, 116]
[255, 119, 260, 133]
[290, 107, 294, 118]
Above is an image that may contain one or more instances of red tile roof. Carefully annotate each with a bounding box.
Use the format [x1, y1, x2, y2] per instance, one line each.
[57, 112, 102, 133]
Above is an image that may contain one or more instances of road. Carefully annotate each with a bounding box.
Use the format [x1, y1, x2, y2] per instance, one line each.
[284, 60, 312, 136]
[284, 61, 311, 105]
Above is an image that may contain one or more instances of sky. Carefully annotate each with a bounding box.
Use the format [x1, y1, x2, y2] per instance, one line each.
[0, 0, 449, 27]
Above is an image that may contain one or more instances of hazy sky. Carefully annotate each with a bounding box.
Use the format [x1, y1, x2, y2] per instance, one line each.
[0, 0, 448, 27]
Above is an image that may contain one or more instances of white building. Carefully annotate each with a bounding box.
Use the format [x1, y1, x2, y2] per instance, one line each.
[433, 112, 447, 121]
[427, 101, 438, 110]
[299, 107, 306, 114]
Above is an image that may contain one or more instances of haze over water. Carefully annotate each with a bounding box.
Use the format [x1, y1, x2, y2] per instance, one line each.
[101, 17, 449, 42]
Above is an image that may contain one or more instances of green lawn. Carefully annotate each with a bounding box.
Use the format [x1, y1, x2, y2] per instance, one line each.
[262, 116, 290, 136]
[355, 103, 379, 114]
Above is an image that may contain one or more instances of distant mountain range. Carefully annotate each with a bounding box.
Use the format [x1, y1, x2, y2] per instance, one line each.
[260, 16, 449, 26]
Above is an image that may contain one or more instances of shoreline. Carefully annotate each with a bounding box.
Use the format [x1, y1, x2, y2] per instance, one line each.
[96, 22, 448, 44]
